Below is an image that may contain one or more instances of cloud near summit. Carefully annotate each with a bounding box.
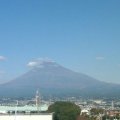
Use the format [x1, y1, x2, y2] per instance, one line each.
[27, 61, 38, 67]
[27, 58, 55, 68]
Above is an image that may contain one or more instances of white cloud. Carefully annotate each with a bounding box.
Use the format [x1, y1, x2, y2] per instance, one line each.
[37, 58, 55, 63]
[27, 61, 38, 67]
[96, 56, 105, 60]
[27, 58, 56, 68]
[0, 56, 6, 61]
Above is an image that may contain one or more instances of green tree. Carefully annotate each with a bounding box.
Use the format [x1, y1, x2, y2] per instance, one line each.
[47, 101, 81, 120]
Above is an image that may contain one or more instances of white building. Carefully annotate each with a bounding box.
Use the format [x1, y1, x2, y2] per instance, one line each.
[0, 90, 53, 120]
[0, 113, 53, 120]
[0, 104, 53, 120]
[81, 109, 90, 115]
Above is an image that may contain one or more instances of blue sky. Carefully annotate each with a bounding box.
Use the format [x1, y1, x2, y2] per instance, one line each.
[0, 0, 120, 83]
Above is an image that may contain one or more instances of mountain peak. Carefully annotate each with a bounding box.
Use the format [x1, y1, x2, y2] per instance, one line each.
[0, 58, 120, 98]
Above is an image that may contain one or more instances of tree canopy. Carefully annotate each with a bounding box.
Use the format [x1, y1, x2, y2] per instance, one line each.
[47, 101, 81, 120]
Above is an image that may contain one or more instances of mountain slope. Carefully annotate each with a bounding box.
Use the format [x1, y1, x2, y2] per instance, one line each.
[0, 60, 120, 98]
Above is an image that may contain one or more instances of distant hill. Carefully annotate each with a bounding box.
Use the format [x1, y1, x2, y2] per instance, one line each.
[0, 60, 120, 98]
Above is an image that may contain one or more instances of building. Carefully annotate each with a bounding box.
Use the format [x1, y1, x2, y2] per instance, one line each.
[106, 110, 120, 116]
[0, 90, 53, 120]
[0, 113, 53, 120]
[81, 109, 90, 115]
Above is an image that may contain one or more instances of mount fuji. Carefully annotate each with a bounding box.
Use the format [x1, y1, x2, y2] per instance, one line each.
[0, 59, 120, 98]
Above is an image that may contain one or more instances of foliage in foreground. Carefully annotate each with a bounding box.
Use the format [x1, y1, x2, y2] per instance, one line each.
[47, 101, 81, 120]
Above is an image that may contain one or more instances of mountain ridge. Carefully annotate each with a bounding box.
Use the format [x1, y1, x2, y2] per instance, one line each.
[0, 60, 120, 98]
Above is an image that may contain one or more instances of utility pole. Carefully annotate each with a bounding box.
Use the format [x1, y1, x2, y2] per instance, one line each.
[36, 90, 40, 113]
[111, 101, 114, 110]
